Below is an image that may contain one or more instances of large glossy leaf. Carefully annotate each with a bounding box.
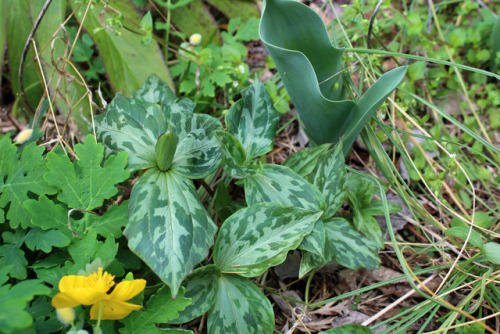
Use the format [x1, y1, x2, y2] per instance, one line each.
[208, 274, 274, 334]
[260, 0, 406, 150]
[69, 0, 173, 95]
[214, 203, 322, 276]
[94, 95, 168, 172]
[244, 164, 324, 210]
[225, 80, 281, 159]
[306, 142, 347, 219]
[283, 144, 331, 178]
[126, 169, 217, 297]
[170, 265, 220, 324]
[324, 217, 380, 270]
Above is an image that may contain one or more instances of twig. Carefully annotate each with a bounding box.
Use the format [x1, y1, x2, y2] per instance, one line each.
[18, 0, 54, 114]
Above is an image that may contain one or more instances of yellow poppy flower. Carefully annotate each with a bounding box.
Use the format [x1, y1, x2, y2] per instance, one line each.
[52, 268, 146, 320]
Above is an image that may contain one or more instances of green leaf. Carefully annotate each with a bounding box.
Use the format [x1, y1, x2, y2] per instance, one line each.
[204, 1, 260, 23]
[348, 173, 375, 207]
[95, 95, 168, 172]
[67, 230, 118, 274]
[0, 279, 51, 334]
[208, 274, 274, 334]
[445, 227, 483, 248]
[324, 217, 380, 270]
[225, 80, 281, 159]
[260, 0, 405, 151]
[214, 203, 322, 276]
[170, 265, 219, 324]
[24, 228, 70, 253]
[69, 0, 173, 95]
[119, 286, 191, 333]
[126, 169, 217, 297]
[215, 131, 256, 179]
[87, 201, 128, 238]
[244, 164, 324, 211]
[0, 230, 28, 279]
[321, 324, 373, 334]
[45, 135, 129, 211]
[491, 15, 500, 72]
[352, 212, 384, 248]
[0, 139, 57, 228]
[140, 11, 153, 46]
[299, 246, 333, 278]
[299, 219, 326, 256]
[299, 221, 334, 277]
[482, 242, 500, 265]
[306, 142, 347, 219]
[133, 74, 176, 105]
[282, 144, 331, 178]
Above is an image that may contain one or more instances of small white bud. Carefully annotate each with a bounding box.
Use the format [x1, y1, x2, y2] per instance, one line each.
[189, 33, 202, 46]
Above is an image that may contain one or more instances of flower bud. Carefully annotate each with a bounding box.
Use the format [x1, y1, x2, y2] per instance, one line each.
[155, 130, 178, 172]
[56, 307, 75, 326]
[15, 129, 33, 144]
[189, 33, 202, 46]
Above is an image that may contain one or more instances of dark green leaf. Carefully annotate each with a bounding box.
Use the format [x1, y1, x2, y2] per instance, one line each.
[87, 201, 128, 238]
[24, 228, 70, 253]
[445, 227, 483, 248]
[0, 230, 28, 279]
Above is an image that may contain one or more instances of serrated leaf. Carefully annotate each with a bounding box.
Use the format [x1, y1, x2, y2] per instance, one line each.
[87, 201, 128, 238]
[225, 80, 281, 159]
[283, 144, 331, 178]
[24, 228, 70, 253]
[324, 217, 380, 270]
[208, 274, 274, 334]
[133, 74, 177, 106]
[215, 131, 255, 179]
[170, 265, 219, 324]
[67, 230, 118, 274]
[95, 96, 167, 171]
[119, 286, 191, 333]
[214, 203, 322, 276]
[126, 169, 217, 297]
[321, 324, 373, 334]
[244, 164, 324, 211]
[306, 142, 347, 219]
[0, 138, 57, 228]
[45, 135, 129, 211]
[0, 279, 51, 334]
[0, 230, 28, 279]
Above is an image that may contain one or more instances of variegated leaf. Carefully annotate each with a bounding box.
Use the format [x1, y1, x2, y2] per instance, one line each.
[94, 95, 168, 172]
[225, 80, 281, 160]
[208, 274, 274, 334]
[306, 142, 347, 219]
[299, 219, 326, 256]
[171, 113, 223, 179]
[214, 203, 322, 277]
[244, 164, 324, 211]
[283, 143, 331, 178]
[133, 74, 176, 105]
[126, 169, 217, 297]
[324, 217, 380, 270]
[215, 131, 259, 179]
[170, 265, 220, 324]
[299, 247, 333, 278]
[321, 324, 373, 334]
[299, 222, 334, 277]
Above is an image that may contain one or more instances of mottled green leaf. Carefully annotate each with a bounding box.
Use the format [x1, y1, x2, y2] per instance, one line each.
[45, 135, 129, 211]
[226, 80, 281, 159]
[283, 144, 331, 178]
[208, 274, 273, 334]
[170, 265, 220, 324]
[95, 95, 168, 172]
[133, 74, 177, 105]
[299, 219, 326, 256]
[306, 142, 347, 219]
[0, 139, 57, 228]
[244, 164, 324, 211]
[215, 131, 257, 179]
[126, 169, 217, 297]
[214, 203, 322, 276]
[24, 228, 70, 253]
[120, 286, 191, 333]
[299, 246, 333, 278]
[299, 221, 334, 277]
[321, 324, 373, 334]
[352, 212, 384, 249]
[69, 0, 173, 95]
[324, 217, 380, 270]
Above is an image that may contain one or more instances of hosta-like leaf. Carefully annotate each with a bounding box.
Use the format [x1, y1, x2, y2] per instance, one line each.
[225, 80, 281, 159]
[170, 265, 220, 324]
[94, 95, 168, 172]
[306, 142, 347, 219]
[126, 169, 217, 297]
[324, 217, 380, 270]
[244, 164, 324, 211]
[214, 203, 322, 276]
[208, 274, 274, 334]
[215, 131, 256, 179]
[283, 144, 331, 178]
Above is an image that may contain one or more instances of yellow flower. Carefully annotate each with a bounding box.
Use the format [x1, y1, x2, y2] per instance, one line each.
[52, 268, 146, 320]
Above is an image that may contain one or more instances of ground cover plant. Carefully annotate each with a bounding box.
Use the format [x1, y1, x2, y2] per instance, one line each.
[0, 0, 499, 333]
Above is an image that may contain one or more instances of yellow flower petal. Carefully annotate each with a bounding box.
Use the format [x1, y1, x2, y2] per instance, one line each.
[109, 279, 147, 302]
[89, 300, 143, 320]
[58, 275, 88, 292]
[52, 288, 107, 308]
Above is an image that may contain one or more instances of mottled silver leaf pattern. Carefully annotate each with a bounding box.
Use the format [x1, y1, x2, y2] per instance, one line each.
[208, 274, 274, 334]
[126, 169, 217, 297]
[215, 131, 256, 179]
[133, 74, 176, 105]
[283, 143, 331, 178]
[214, 203, 322, 277]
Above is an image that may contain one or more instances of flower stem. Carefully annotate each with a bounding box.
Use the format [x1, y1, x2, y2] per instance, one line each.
[94, 300, 103, 334]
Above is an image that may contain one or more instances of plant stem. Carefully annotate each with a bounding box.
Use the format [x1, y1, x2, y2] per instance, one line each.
[94, 300, 103, 334]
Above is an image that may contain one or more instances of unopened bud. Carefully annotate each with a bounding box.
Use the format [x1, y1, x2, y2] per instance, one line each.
[189, 33, 202, 46]
[15, 129, 33, 144]
[155, 130, 178, 172]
